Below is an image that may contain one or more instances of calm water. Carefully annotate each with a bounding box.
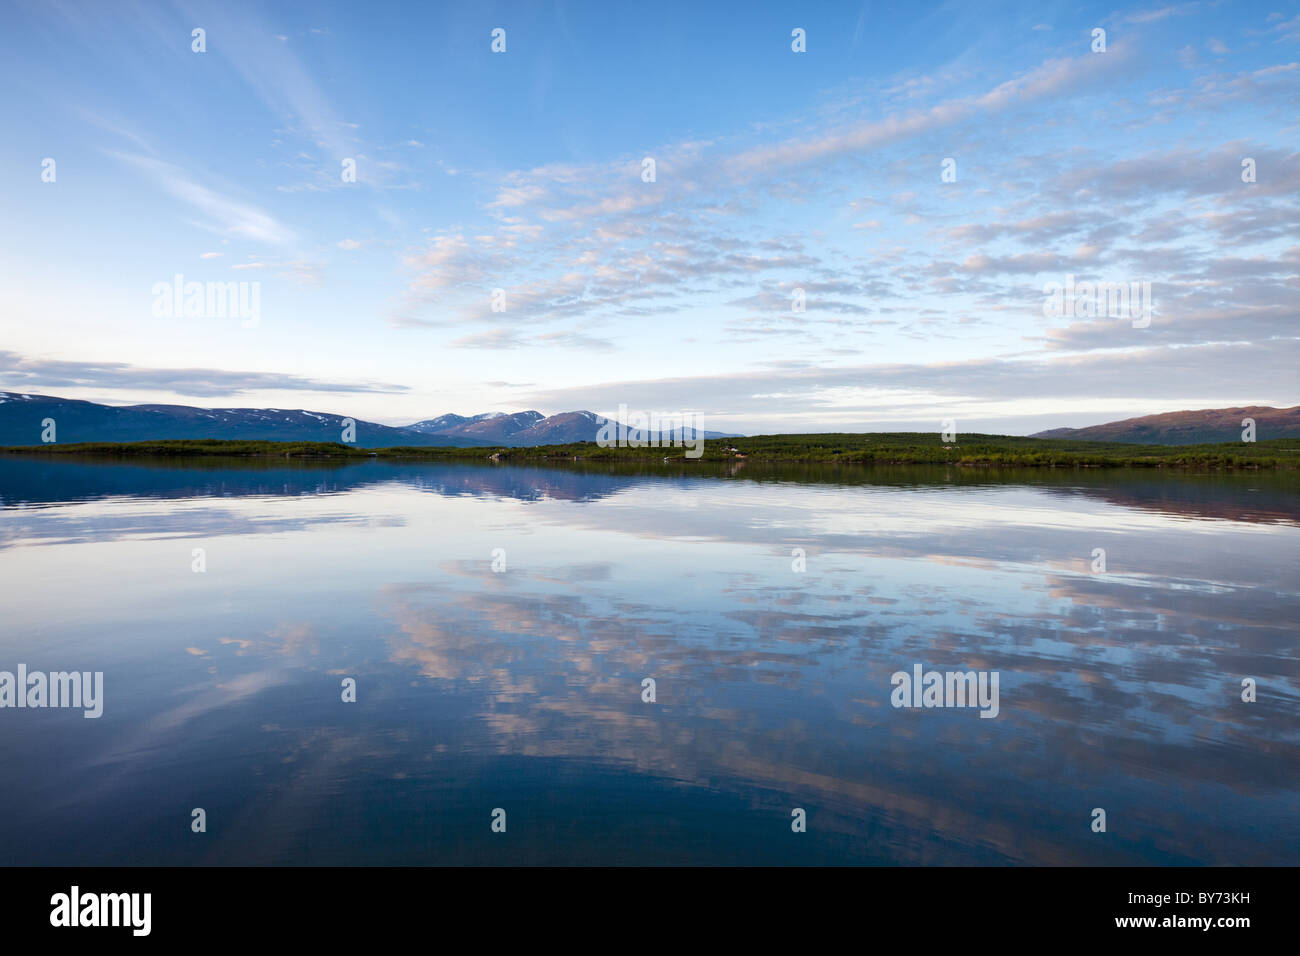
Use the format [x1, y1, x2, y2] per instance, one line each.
[1, 456, 1296, 865]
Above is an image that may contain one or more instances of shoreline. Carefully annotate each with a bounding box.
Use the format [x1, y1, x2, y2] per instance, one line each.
[3, 436, 1296, 471]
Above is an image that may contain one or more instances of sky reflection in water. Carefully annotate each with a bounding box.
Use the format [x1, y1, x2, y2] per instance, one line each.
[0, 457, 1296, 865]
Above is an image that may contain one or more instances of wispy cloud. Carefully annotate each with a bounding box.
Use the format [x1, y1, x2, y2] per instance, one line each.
[0, 351, 409, 399]
[107, 151, 297, 244]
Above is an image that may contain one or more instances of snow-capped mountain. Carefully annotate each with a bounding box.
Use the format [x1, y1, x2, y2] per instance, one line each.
[0, 393, 742, 447]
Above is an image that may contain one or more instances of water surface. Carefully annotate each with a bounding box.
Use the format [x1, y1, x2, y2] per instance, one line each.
[1, 456, 1296, 865]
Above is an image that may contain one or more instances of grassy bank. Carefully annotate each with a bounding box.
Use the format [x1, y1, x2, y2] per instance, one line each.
[4, 434, 1298, 470]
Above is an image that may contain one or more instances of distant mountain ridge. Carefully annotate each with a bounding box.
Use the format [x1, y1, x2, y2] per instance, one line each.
[409, 410, 548, 443]
[0, 392, 463, 448]
[406, 407, 736, 444]
[404, 412, 501, 434]
[0, 392, 740, 448]
[1031, 405, 1300, 444]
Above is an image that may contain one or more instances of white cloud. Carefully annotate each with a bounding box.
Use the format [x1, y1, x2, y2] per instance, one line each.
[108, 151, 297, 245]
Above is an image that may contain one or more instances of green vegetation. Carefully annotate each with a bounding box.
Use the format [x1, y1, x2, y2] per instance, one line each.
[4, 433, 1299, 470]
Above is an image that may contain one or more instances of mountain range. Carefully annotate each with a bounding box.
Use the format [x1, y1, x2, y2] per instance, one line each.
[1030, 405, 1300, 445]
[1, 392, 1295, 448]
[0, 392, 737, 448]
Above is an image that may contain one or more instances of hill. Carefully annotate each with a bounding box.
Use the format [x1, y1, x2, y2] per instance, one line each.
[0, 392, 471, 448]
[1032, 406, 1300, 444]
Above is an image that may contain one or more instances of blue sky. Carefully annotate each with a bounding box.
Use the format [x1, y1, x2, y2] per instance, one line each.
[1, 0, 1297, 434]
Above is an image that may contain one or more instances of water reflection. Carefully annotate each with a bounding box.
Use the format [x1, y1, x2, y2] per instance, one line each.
[0, 456, 1295, 865]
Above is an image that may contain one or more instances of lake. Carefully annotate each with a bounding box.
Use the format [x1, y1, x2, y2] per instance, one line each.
[0, 455, 1296, 865]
